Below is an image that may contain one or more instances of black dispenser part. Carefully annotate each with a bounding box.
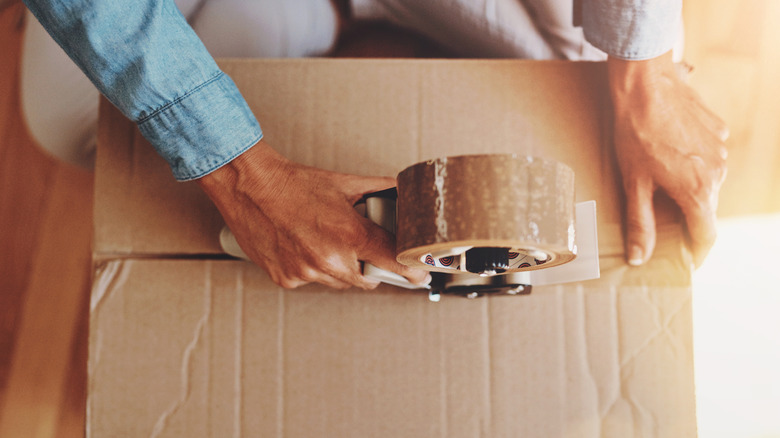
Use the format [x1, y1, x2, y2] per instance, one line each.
[465, 247, 510, 275]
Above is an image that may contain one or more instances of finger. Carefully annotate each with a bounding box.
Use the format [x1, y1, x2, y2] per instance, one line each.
[698, 121, 729, 161]
[316, 275, 352, 290]
[686, 153, 728, 189]
[340, 174, 397, 204]
[718, 144, 729, 161]
[357, 218, 431, 285]
[707, 152, 728, 186]
[341, 269, 382, 290]
[296, 265, 353, 290]
[362, 278, 381, 290]
[344, 269, 383, 290]
[717, 123, 730, 142]
[624, 177, 657, 266]
[315, 256, 382, 290]
[668, 170, 719, 268]
[275, 276, 310, 289]
[692, 96, 730, 143]
[659, 153, 723, 268]
[680, 201, 718, 268]
[282, 275, 351, 290]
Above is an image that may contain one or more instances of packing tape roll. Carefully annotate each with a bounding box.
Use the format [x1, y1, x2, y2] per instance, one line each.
[396, 154, 577, 274]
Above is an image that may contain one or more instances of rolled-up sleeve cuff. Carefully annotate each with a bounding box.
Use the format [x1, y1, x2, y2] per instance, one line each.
[581, 0, 681, 60]
[137, 71, 263, 181]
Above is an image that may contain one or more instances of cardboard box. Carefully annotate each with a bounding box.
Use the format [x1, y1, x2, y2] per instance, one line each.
[90, 59, 696, 437]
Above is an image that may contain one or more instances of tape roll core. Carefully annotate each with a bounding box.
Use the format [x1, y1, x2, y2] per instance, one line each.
[396, 154, 576, 274]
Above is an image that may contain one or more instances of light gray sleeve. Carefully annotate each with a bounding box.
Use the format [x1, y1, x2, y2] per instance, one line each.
[580, 0, 682, 60]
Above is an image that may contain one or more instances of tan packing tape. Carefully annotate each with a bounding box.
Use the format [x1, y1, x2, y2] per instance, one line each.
[396, 154, 577, 274]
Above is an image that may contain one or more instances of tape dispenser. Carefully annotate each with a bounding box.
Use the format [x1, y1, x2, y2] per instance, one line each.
[221, 154, 600, 301]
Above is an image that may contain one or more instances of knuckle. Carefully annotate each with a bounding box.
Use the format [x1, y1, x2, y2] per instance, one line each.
[684, 156, 725, 203]
[278, 277, 303, 289]
[714, 156, 728, 180]
[717, 122, 730, 141]
[357, 279, 380, 290]
[689, 196, 718, 229]
[333, 282, 351, 291]
[314, 257, 338, 276]
[315, 254, 353, 278]
[314, 256, 366, 290]
[625, 214, 649, 236]
[351, 272, 373, 290]
[718, 145, 729, 160]
[332, 264, 370, 289]
[297, 266, 319, 283]
[275, 266, 313, 289]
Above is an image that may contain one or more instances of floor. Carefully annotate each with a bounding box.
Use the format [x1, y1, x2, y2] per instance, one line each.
[0, 0, 777, 437]
[0, 4, 92, 437]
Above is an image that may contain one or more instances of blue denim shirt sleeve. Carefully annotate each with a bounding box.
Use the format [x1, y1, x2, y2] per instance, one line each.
[581, 0, 682, 60]
[23, 0, 263, 181]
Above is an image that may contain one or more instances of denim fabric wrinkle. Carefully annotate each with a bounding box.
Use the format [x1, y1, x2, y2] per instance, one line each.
[138, 73, 263, 181]
[136, 71, 223, 125]
[23, 0, 262, 180]
[25, 0, 674, 180]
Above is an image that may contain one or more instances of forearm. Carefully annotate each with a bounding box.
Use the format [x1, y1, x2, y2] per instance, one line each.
[23, 0, 262, 180]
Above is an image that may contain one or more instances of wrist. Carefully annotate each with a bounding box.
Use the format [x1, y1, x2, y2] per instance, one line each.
[607, 51, 676, 111]
[196, 139, 285, 202]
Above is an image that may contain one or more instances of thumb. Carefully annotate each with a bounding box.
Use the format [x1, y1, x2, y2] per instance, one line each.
[358, 217, 431, 285]
[624, 178, 657, 266]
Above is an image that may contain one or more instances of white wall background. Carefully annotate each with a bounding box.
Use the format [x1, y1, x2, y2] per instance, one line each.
[694, 213, 780, 438]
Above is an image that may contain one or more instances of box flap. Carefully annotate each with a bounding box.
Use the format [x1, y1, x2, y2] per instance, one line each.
[94, 59, 683, 260]
[88, 253, 695, 437]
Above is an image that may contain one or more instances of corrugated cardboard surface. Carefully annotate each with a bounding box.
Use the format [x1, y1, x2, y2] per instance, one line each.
[89, 253, 694, 437]
[94, 59, 682, 259]
[90, 60, 696, 437]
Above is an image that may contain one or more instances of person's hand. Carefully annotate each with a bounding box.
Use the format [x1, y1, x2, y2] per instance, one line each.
[608, 51, 729, 267]
[197, 139, 430, 289]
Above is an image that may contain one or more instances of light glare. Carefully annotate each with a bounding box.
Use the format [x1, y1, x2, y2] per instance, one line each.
[693, 214, 780, 438]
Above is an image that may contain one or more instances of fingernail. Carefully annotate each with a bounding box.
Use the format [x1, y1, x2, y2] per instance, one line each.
[628, 245, 644, 267]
